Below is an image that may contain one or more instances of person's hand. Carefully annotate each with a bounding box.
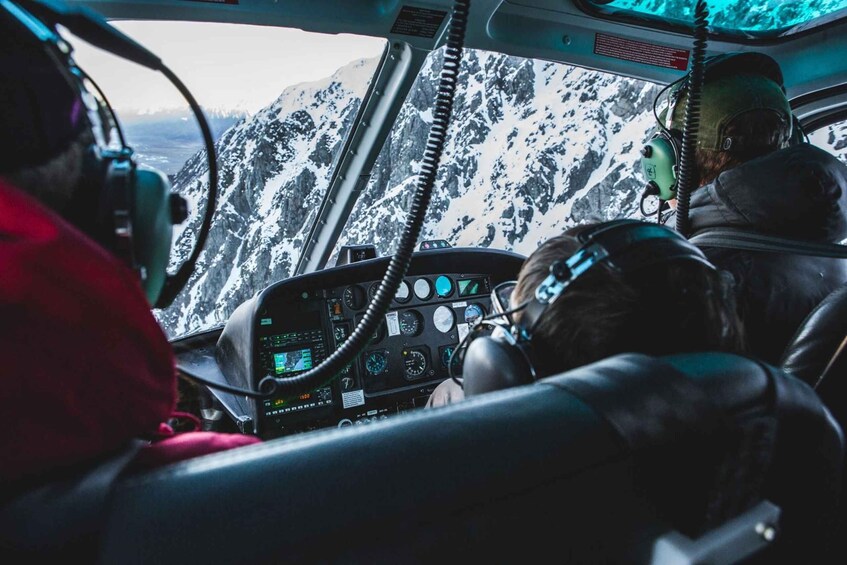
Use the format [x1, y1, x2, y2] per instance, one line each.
[426, 379, 465, 408]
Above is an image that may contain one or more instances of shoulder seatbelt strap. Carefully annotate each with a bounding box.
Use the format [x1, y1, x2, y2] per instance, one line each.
[0, 440, 144, 555]
[689, 228, 847, 258]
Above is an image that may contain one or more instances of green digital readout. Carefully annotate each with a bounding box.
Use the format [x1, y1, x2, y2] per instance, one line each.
[457, 278, 485, 297]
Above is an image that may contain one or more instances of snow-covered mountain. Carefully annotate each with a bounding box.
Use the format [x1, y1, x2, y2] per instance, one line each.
[157, 49, 847, 338]
[336, 49, 657, 259]
[157, 57, 379, 335]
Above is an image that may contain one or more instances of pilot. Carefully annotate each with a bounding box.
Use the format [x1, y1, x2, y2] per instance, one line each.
[0, 4, 259, 490]
[427, 220, 745, 406]
[654, 52, 847, 365]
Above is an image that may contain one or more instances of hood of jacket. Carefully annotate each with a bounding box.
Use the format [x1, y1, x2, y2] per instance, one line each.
[689, 143, 847, 242]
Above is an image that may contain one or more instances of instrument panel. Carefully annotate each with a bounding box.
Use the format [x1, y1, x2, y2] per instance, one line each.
[255, 273, 493, 438]
[177, 248, 525, 440]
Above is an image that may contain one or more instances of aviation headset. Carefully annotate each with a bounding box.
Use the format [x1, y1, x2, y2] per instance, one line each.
[0, 0, 211, 307]
[640, 51, 803, 202]
[458, 220, 715, 397]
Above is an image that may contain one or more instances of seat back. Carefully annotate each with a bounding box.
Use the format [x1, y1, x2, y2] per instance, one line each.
[782, 282, 847, 556]
[3, 353, 842, 563]
[782, 282, 847, 389]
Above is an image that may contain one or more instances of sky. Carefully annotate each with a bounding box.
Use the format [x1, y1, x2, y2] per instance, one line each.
[67, 21, 386, 115]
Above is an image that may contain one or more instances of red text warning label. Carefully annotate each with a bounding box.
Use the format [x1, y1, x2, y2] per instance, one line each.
[594, 33, 689, 71]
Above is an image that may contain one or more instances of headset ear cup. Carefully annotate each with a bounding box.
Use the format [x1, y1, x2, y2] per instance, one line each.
[640, 132, 680, 201]
[131, 166, 174, 304]
[462, 332, 536, 397]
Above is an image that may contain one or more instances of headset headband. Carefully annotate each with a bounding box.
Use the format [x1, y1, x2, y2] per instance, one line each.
[518, 220, 714, 339]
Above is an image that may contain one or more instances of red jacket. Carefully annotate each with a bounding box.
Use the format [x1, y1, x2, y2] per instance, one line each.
[0, 179, 258, 486]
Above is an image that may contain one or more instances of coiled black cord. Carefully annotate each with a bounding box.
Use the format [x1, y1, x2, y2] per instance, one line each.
[674, 0, 709, 237]
[259, 0, 472, 399]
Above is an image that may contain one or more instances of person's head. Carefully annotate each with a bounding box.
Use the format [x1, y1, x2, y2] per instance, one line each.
[508, 221, 744, 377]
[0, 2, 188, 306]
[0, 23, 93, 215]
[647, 52, 794, 193]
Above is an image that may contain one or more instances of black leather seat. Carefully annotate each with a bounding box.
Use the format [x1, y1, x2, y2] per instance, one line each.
[782, 282, 847, 554]
[2, 353, 843, 563]
[782, 282, 847, 390]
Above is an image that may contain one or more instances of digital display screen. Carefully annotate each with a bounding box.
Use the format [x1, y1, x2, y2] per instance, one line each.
[458, 277, 486, 297]
[263, 385, 332, 416]
[274, 348, 313, 374]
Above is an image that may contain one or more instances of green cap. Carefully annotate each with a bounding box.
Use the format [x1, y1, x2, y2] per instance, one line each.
[662, 52, 792, 151]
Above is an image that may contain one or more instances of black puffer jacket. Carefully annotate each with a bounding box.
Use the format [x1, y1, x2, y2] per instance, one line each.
[688, 143, 847, 364]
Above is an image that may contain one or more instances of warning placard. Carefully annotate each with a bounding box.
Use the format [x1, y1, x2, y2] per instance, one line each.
[594, 33, 690, 71]
[391, 6, 447, 39]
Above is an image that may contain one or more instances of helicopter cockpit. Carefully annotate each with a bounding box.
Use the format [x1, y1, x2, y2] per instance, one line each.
[3, 0, 847, 562]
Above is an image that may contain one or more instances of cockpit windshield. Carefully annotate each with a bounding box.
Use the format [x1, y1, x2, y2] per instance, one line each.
[68, 21, 847, 341]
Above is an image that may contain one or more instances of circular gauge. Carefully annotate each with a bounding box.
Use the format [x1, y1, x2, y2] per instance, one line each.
[365, 351, 388, 376]
[399, 310, 423, 336]
[403, 349, 427, 379]
[414, 278, 433, 300]
[368, 282, 380, 303]
[464, 303, 486, 325]
[440, 346, 456, 369]
[394, 280, 411, 303]
[343, 285, 366, 310]
[435, 275, 454, 298]
[432, 305, 455, 333]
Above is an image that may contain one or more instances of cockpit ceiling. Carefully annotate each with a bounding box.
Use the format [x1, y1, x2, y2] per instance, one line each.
[71, 0, 847, 102]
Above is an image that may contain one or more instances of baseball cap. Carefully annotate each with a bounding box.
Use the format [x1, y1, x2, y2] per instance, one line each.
[663, 52, 792, 151]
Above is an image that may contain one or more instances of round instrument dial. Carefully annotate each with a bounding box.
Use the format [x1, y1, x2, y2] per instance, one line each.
[394, 280, 411, 303]
[432, 305, 455, 333]
[343, 285, 366, 310]
[413, 278, 433, 300]
[399, 310, 423, 336]
[464, 303, 486, 325]
[365, 351, 388, 376]
[435, 275, 454, 298]
[403, 349, 427, 379]
[368, 282, 380, 303]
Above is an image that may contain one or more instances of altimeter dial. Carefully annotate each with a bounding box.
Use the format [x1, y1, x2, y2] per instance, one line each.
[403, 349, 427, 379]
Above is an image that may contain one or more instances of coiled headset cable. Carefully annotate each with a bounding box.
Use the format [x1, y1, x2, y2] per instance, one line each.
[674, 0, 709, 237]
[257, 0, 473, 400]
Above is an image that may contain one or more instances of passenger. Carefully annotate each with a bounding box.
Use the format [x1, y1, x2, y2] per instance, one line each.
[659, 52, 847, 364]
[428, 220, 744, 406]
[0, 8, 258, 491]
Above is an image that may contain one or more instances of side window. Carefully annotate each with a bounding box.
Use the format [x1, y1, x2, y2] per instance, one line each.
[334, 48, 660, 261]
[809, 120, 847, 165]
